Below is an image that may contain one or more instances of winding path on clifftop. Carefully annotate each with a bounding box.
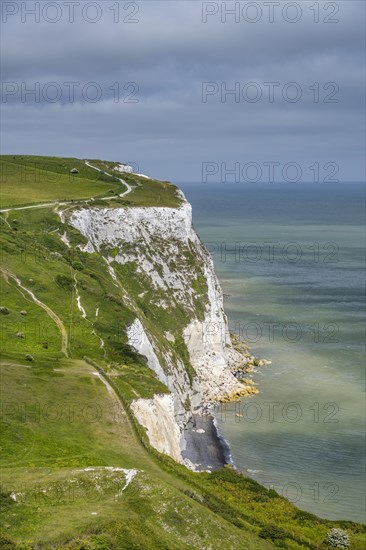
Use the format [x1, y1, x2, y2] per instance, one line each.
[0, 160, 133, 213]
[1, 268, 69, 357]
[84, 160, 133, 197]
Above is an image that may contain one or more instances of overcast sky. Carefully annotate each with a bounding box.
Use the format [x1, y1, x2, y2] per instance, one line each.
[1, 0, 365, 182]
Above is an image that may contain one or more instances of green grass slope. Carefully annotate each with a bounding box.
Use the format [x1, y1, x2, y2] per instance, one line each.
[0, 155, 182, 209]
[0, 156, 365, 548]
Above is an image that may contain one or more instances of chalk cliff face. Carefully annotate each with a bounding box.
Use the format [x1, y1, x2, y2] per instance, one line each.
[68, 193, 246, 469]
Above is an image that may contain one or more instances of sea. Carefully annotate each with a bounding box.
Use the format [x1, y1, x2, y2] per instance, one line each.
[178, 181, 366, 524]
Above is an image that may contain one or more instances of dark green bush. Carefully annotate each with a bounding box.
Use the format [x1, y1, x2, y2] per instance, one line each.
[0, 535, 17, 549]
[259, 525, 286, 541]
[55, 274, 73, 290]
[71, 261, 85, 271]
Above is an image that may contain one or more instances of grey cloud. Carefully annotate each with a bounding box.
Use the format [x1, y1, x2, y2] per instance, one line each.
[1, 0, 364, 181]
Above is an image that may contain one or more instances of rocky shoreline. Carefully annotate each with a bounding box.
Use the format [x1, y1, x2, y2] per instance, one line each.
[183, 335, 271, 471]
[216, 334, 271, 403]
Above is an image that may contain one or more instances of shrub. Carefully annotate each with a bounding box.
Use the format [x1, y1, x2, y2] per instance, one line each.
[325, 528, 350, 548]
[0, 492, 15, 510]
[71, 261, 85, 271]
[108, 341, 148, 367]
[105, 293, 121, 304]
[259, 525, 286, 542]
[55, 274, 73, 290]
[295, 508, 319, 524]
[0, 535, 16, 548]
[71, 535, 111, 550]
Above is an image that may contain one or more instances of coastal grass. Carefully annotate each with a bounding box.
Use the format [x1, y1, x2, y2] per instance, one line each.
[113, 363, 170, 401]
[0, 360, 146, 470]
[121, 172, 183, 208]
[84, 158, 183, 207]
[0, 155, 182, 209]
[0, 357, 273, 550]
[0, 206, 135, 362]
[0, 156, 124, 208]
[0, 275, 62, 356]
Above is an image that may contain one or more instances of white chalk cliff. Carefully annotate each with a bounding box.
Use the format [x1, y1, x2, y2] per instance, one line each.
[68, 191, 246, 469]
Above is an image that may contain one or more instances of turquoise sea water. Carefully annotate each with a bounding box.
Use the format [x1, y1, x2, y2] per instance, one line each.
[178, 182, 366, 523]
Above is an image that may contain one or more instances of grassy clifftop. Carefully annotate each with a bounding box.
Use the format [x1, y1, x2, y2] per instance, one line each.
[0, 155, 182, 209]
[0, 156, 365, 548]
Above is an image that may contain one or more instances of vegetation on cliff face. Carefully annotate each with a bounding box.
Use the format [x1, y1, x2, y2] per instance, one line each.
[0, 156, 365, 549]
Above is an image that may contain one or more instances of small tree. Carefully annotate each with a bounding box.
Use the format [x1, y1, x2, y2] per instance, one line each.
[325, 528, 350, 548]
